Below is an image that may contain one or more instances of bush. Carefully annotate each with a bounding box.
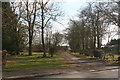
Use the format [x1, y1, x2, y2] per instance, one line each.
[118, 56, 120, 63]
[49, 47, 57, 57]
[80, 50, 94, 57]
[88, 50, 94, 57]
[84, 50, 89, 56]
[92, 49, 104, 58]
[9, 51, 16, 55]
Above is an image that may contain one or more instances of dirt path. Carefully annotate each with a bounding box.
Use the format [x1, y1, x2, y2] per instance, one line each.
[57, 50, 79, 60]
[56, 50, 118, 68]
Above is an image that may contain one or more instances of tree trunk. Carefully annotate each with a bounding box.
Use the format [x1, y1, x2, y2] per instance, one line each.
[29, 37, 32, 56]
[16, 38, 20, 55]
[28, 29, 32, 56]
[93, 26, 96, 49]
[42, 28, 46, 57]
[15, 27, 20, 55]
[48, 36, 51, 56]
[90, 34, 94, 49]
[51, 53, 53, 57]
[96, 11, 101, 49]
[29, 41, 32, 55]
[41, 1, 46, 57]
[97, 34, 100, 49]
[82, 38, 85, 50]
[97, 25, 101, 49]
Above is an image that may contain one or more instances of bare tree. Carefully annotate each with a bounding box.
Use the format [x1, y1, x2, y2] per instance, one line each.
[117, 1, 120, 28]
[20, 2, 38, 55]
[37, 0, 62, 57]
[66, 2, 108, 53]
[96, 2, 119, 27]
[45, 25, 52, 53]
[95, 1, 119, 45]
[52, 32, 63, 47]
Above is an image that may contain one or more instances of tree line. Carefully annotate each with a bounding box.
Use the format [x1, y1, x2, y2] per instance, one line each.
[2, 1, 63, 57]
[2, 1, 120, 57]
[66, 1, 119, 53]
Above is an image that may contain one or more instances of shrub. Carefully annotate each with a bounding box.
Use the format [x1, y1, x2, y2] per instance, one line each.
[9, 51, 16, 55]
[118, 56, 120, 63]
[81, 50, 94, 57]
[49, 47, 57, 57]
[88, 50, 94, 57]
[92, 49, 104, 58]
[84, 50, 89, 56]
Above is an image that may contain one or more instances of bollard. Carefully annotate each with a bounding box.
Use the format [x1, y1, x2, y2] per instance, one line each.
[2, 50, 7, 68]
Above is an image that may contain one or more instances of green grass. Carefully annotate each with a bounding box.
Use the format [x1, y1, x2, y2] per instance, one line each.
[3, 52, 70, 72]
[72, 52, 119, 63]
[71, 52, 80, 56]
[101, 55, 119, 63]
[85, 55, 119, 63]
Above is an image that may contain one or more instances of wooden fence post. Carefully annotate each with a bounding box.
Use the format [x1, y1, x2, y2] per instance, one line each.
[2, 50, 7, 68]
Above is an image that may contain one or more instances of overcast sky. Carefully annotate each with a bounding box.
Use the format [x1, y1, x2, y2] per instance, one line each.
[52, 1, 87, 32]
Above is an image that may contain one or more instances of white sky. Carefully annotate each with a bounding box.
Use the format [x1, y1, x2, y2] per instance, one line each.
[52, 1, 87, 32]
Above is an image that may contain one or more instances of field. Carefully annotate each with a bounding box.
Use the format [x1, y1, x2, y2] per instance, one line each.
[3, 52, 69, 72]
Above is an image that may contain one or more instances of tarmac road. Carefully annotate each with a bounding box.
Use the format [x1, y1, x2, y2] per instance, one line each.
[13, 69, 119, 80]
[41, 69, 119, 78]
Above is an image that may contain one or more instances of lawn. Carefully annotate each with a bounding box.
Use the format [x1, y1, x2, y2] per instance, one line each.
[3, 52, 70, 72]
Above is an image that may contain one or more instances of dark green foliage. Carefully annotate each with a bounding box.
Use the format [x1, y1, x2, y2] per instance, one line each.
[118, 57, 120, 62]
[92, 49, 104, 58]
[83, 50, 89, 56]
[80, 49, 94, 57]
[9, 52, 16, 55]
[108, 39, 119, 45]
[67, 22, 83, 52]
[2, 2, 27, 55]
[2, 2, 17, 52]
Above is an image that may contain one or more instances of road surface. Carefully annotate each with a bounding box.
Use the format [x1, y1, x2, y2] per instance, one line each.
[41, 69, 119, 78]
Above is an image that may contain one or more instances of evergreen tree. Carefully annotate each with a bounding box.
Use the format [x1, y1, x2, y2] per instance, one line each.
[2, 2, 18, 54]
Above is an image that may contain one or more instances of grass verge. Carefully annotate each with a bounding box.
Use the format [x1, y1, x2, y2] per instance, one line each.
[3, 52, 70, 72]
